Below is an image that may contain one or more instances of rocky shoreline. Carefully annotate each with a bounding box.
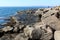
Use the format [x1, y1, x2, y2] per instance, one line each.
[0, 6, 60, 40]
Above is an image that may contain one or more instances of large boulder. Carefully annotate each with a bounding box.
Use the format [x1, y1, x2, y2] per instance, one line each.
[31, 28, 42, 40]
[42, 13, 60, 30]
[54, 31, 60, 40]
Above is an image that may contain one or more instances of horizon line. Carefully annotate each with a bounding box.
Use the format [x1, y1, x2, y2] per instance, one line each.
[0, 6, 55, 7]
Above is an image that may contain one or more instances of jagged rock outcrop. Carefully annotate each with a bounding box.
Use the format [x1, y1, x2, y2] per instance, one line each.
[0, 6, 60, 40]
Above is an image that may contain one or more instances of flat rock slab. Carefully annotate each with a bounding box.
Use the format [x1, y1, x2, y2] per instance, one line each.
[54, 31, 60, 40]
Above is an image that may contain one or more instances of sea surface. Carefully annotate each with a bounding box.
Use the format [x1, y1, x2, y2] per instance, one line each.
[0, 6, 52, 25]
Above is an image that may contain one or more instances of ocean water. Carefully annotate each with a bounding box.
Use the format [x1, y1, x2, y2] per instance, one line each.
[0, 7, 38, 17]
[0, 6, 51, 24]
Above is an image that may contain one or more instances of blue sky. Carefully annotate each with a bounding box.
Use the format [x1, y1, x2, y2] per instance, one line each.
[0, 0, 60, 7]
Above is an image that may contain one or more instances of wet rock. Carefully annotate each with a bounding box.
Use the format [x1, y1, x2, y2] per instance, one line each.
[14, 11, 39, 25]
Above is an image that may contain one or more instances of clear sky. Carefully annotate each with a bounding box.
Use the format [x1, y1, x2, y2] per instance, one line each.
[0, 0, 60, 7]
